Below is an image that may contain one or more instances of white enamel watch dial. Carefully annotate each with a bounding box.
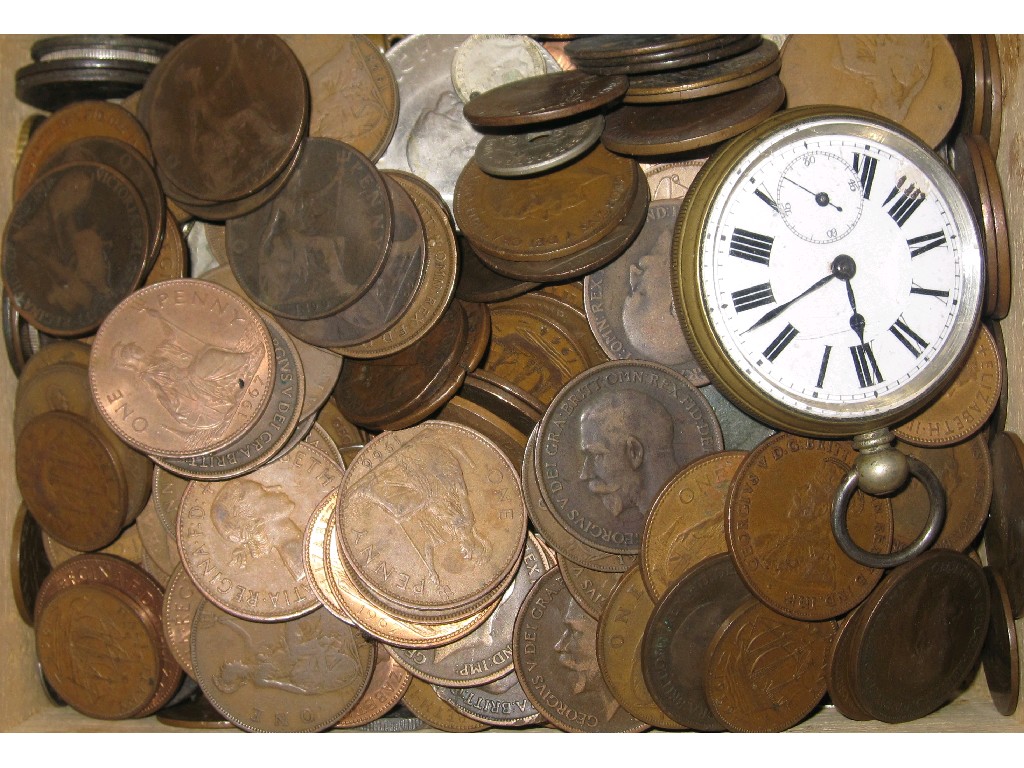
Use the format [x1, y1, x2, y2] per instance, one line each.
[675, 107, 983, 436]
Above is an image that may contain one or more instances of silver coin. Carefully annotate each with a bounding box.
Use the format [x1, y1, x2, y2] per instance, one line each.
[340, 706, 426, 732]
[451, 34, 555, 103]
[377, 35, 477, 209]
[700, 383, 776, 451]
[474, 114, 605, 177]
[583, 199, 708, 385]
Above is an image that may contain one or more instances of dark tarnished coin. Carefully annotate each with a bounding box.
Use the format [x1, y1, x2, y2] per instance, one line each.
[513, 567, 646, 732]
[561, 560, 622, 621]
[706, 598, 836, 732]
[826, 612, 872, 721]
[583, 199, 707, 385]
[227, 137, 394, 320]
[156, 694, 235, 729]
[334, 646, 412, 729]
[401, 677, 487, 732]
[701, 384, 777, 452]
[463, 70, 628, 128]
[455, 234, 539, 303]
[11, 503, 52, 626]
[984, 431, 1024, 618]
[277, 174, 424, 347]
[597, 566, 684, 730]
[143, 212, 187, 287]
[191, 601, 375, 732]
[3, 161, 150, 337]
[536, 360, 723, 555]
[602, 76, 785, 156]
[565, 34, 724, 62]
[981, 567, 1019, 716]
[849, 550, 989, 723]
[474, 115, 605, 178]
[726, 434, 892, 621]
[641, 552, 750, 731]
[141, 35, 308, 204]
[459, 369, 544, 437]
[576, 35, 763, 76]
[432, 671, 544, 727]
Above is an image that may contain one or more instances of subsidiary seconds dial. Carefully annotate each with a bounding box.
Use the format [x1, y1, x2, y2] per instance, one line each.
[776, 151, 864, 243]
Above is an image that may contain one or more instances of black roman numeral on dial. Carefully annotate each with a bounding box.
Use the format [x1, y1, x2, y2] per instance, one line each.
[816, 345, 832, 388]
[850, 343, 883, 387]
[764, 323, 798, 362]
[730, 228, 774, 266]
[884, 177, 925, 226]
[907, 231, 947, 257]
[852, 152, 877, 199]
[732, 283, 775, 312]
[755, 189, 779, 212]
[890, 317, 928, 357]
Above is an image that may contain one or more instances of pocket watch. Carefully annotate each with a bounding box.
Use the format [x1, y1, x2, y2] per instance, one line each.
[672, 106, 984, 567]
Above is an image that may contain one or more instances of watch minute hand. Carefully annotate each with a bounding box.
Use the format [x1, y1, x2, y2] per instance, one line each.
[742, 273, 836, 334]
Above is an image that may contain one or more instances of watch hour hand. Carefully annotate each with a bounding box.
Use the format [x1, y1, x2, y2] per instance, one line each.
[742, 272, 835, 334]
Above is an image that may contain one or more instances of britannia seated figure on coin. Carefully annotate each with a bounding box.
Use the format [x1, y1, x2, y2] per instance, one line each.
[578, 390, 679, 519]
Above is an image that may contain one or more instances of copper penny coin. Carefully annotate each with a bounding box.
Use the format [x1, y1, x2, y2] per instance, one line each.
[177, 440, 344, 622]
[142, 35, 308, 204]
[316, 399, 369, 469]
[386, 533, 552, 687]
[705, 598, 836, 732]
[848, 550, 989, 723]
[463, 70, 628, 128]
[583, 199, 708, 385]
[161, 563, 205, 678]
[597, 566, 684, 730]
[982, 35, 1003, 154]
[499, 292, 606, 369]
[986, 320, 1008, 440]
[14, 358, 98, 439]
[13, 99, 153, 202]
[565, 34, 726, 62]
[285, 34, 399, 162]
[826, 611, 872, 721]
[401, 677, 487, 732]
[641, 451, 747, 601]
[16, 410, 128, 552]
[981, 567, 1019, 716]
[893, 324, 1002, 446]
[43, 524, 144, 569]
[303, 488, 357, 624]
[3, 161, 150, 337]
[11, 503, 52, 626]
[641, 552, 751, 731]
[890, 435, 992, 553]
[455, 145, 637, 262]
[459, 369, 544, 437]
[536, 360, 723, 556]
[726, 434, 892, 621]
[227, 137, 394, 320]
[643, 158, 706, 201]
[436, 396, 530, 469]
[577, 35, 763, 76]
[191, 601, 375, 732]
[970, 133, 1011, 320]
[984, 431, 1024, 618]
[952, 133, 1001, 319]
[152, 466, 188, 541]
[136, 497, 180, 583]
[337, 422, 527, 614]
[36, 582, 161, 720]
[143, 211, 187, 287]
[513, 567, 646, 732]
[432, 671, 544, 727]
[455, 234, 539, 303]
[561, 560, 622, 620]
[334, 646, 413, 729]
[277, 174, 425, 347]
[156, 695, 235, 729]
[779, 34, 961, 148]
[601, 76, 785, 156]
[949, 35, 986, 136]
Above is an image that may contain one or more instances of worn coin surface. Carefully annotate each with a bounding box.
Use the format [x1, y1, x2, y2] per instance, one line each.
[826, 611, 872, 721]
[334, 646, 412, 729]
[726, 434, 892, 621]
[401, 677, 488, 732]
[561, 560, 622, 621]
[643, 158, 705, 201]
[451, 34, 555, 103]
[191, 601, 375, 732]
[981, 567, 1019, 716]
[700, 384, 777, 452]
[432, 671, 544, 727]
[513, 567, 646, 732]
[641, 451, 746, 600]
[463, 70, 628, 128]
[983, 431, 1024, 618]
[11, 504, 51, 626]
[537, 360, 723, 555]
[475, 115, 605, 178]
[455, 234, 539, 303]
[161, 563, 205, 678]
[43, 524, 144, 568]
[143, 212, 187, 287]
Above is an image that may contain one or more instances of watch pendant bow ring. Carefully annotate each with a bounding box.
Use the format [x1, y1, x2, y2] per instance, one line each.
[672, 106, 982, 568]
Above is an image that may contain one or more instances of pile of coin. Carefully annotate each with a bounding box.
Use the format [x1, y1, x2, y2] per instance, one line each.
[3, 33, 1021, 733]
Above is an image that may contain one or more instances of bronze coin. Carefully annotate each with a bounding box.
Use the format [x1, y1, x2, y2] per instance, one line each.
[227, 137, 394, 320]
[455, 145, 638, 262]
[316, 398, 370, 468]
[498, 292, 606, 368]
[177, 440, 344, 622]
[285, 34, 399, 162]
[13, 99, 153, 202]
[949, 35, 986, 137]
[455, 234, 539, 303]
[43, 524, 144, 569]
[641, 451, 747, 601]
[142, 211, 187, 287]
[4, 161, 150, 337]
[583, 199, 708, 385]
[890, 435, 992, 553]
[278, 174, 425, 347]
[14, 359, 97, 439]
[152, 466, 188, 541]
[986, 320, 1009, 440]
[706, 598, 836, 732]
[971, 133, 1011, 320]
[3, 293, 30, 376]
[512, 567, 646, 732]
[161, 563, 205, 678]
[89, 279, 275, 459]
[596, 566, 684, 730]
[459, 370, 544, 437]
[577, 35, 763, 76]
[826, 611, 872, 721]
[953, 133, 1001, 319]
[136, 498, 180, 583]
[561, 560, 622, 620]
[141, 35, 308, 204]
[387, 533, 552, 688]
[36, 582, 161, 720]
[401, 677, 488, 732]
[432, 671, 544, 727]
[536, 360, 724, 556]
[156, 694, 235, 729]
[981, 567, 1019, 716]
[337, 422, 527, 614]
[16, 410, 129, 552]
[601, 76, 786, 156]
[463, 70, 628, 128]
[982, 34, 1003, 155]
[641, 552, 750, 731]
[469, 174, 649, 283]
[303, 487, 357, 624]
[191, 601, 375, 732]
[984, 431, 1024, 618]
[565, 34, 729, 62]
[726, 434, 892, 621]
[334, 646, 413, 728]
[10, 503, 51, 626]
[849, 550, 989, 723]
[436, 396, 529, 468]
[893, 324, 1002, 447]
[643, 158, 706, 201]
